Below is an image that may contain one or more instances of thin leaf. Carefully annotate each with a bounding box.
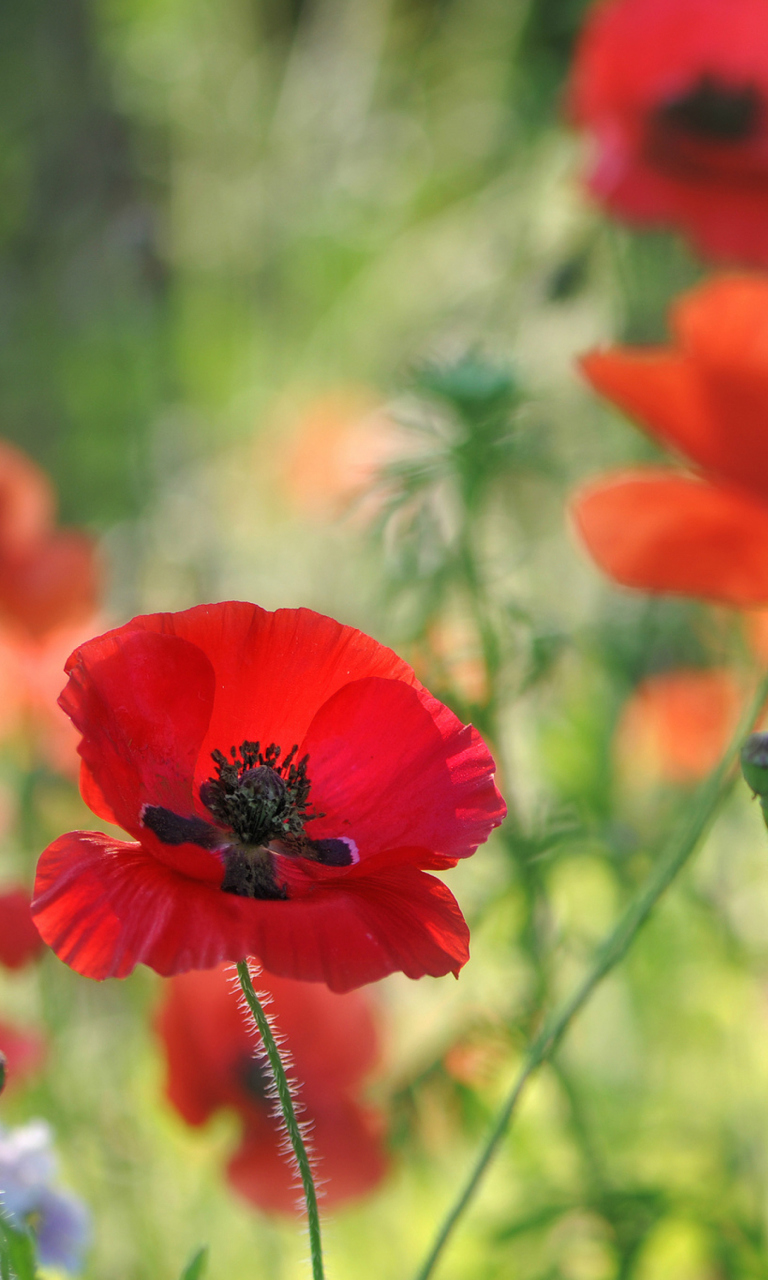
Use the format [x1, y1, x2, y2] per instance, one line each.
[179, 1245, 209, 1280]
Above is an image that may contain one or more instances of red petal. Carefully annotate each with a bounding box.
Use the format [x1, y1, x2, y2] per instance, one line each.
[79, 761, 117, 825]
[156, 966, 382, 1126]
[580, 350, 716, 471]
[114, 603, 417, 783]
[572, 470, 768, 605]
[0, 532, 99, 638]
[61, 629, 221, 880]
[0, 441, 55, 553]
[0, 1020, 46, 1090]
[300, 676, 505, 861]
[33, 832, 469, 990]
[0, 888, 44, 969]
[227, 1098, 387, 1215]
[614, 668, 743, 785]
[581, 280, 768, 505]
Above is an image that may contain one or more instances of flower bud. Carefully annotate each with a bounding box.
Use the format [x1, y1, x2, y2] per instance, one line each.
[741, 732, 768, 796]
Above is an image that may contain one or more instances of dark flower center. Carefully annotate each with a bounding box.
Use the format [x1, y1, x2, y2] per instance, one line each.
[199, 741, 316, 847]
[657, 74, 761, 143]
[141, 739, 358, 903]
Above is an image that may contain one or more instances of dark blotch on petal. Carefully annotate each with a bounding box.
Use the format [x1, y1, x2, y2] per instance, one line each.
[142, 806, 219, 848]
[306, 838, 356, 867]
[220, 847, 288, 900]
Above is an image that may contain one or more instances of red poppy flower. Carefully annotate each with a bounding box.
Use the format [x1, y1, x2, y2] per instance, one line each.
[572, 276, 768, 606]
[0, 441, 99, 639]
[0, 888, 44, 970]
[0, 1022, 46, 1093]
[569, 0, 768, 264]
[31, 602, 505, 992]
[614, 668, 743, 786]
[157, 964, 387, 1214]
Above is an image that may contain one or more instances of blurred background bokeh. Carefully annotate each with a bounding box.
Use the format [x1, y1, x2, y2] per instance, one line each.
[4, 1, 768, 1278]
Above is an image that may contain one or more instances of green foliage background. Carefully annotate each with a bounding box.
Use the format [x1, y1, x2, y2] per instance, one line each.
[2, 2, 768, 1279]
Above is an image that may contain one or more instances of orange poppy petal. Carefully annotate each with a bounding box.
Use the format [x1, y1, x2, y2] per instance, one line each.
[572, 470, 768, 605]
[580, 350, 714, 467]
[614, 668, 743, 786]
[672, 276, 768, 376]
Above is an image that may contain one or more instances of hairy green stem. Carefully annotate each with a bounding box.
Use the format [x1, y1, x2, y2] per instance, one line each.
[236, 961, 325, 1280]
[414, 670, 768, 1280]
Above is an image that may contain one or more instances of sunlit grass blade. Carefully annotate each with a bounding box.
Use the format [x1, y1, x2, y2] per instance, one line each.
[179, 1245, 209, 1280]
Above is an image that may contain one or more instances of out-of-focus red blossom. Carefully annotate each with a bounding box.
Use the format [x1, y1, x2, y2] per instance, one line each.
[443, 1027, 509, 1089]
[0, 1022, 46, 1092]
[614, 668, 743, 787]
[281, 390, 407, 522]
[156, 965, 387, 1215]
[0, 441, 98, 639]
[569, 0, 768, 264]
[0, 888, 44, 970]
[572, 277, 768, 606]
[31, 602, 505, 992]
[0, 618, 105, 778]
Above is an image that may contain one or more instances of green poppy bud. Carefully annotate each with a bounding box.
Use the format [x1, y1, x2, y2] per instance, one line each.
[741, 732, 768, 797]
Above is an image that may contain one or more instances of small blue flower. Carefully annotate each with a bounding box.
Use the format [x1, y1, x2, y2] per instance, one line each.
[0, 1120, 89, 1273]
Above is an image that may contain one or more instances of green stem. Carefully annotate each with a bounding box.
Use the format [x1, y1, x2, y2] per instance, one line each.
[236, 961, 325, 1280]
[413, 670, 768, 1280]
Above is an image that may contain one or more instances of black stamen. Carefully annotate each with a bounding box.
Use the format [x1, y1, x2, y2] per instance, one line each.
[200, 740, 321, 847]
[142, 806, 218, 848]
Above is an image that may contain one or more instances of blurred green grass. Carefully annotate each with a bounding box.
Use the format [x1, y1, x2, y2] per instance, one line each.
[1, 2, 767, 1279]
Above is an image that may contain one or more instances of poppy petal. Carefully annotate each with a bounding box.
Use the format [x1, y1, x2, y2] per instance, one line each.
[300, 676, 503, 862]
[157, 965, 383, 1131]
[227, 1099, 387, 1215]
[115, 602, 417, 781]
[0, 441, 55, 553]
[580, 350, 716, 470]
[572, 470, 768, 605]
[0, 889, 44, 969]
[582, 280, 768, 504]
[61, 629, 221, 880]
[33, 833, 468, 990]
[0, 1021, 46, 1090]
[0, 533, 99, 638]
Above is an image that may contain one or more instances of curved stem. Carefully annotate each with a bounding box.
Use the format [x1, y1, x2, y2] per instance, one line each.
[236, 961, 325, 1280]
[413, 669, 768, 1280]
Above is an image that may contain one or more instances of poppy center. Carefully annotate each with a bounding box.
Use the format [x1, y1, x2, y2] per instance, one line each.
[657, 74, 761, 143]
[141, 740, 359, 901]
[199, 741, 315, 847]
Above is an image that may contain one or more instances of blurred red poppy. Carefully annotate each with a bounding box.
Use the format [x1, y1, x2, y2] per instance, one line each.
[0, 1021, 46, 1092]
[569, 0, 768, 264]
[572, 276, 768, 605]
[0, 441, 98, 639]
[32, 602, 505, 991]
[157, 964, 387, 1214]
[614, 668, 743, 786]
[0, 617, 106, 778]
[0, 888, 44, 970]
